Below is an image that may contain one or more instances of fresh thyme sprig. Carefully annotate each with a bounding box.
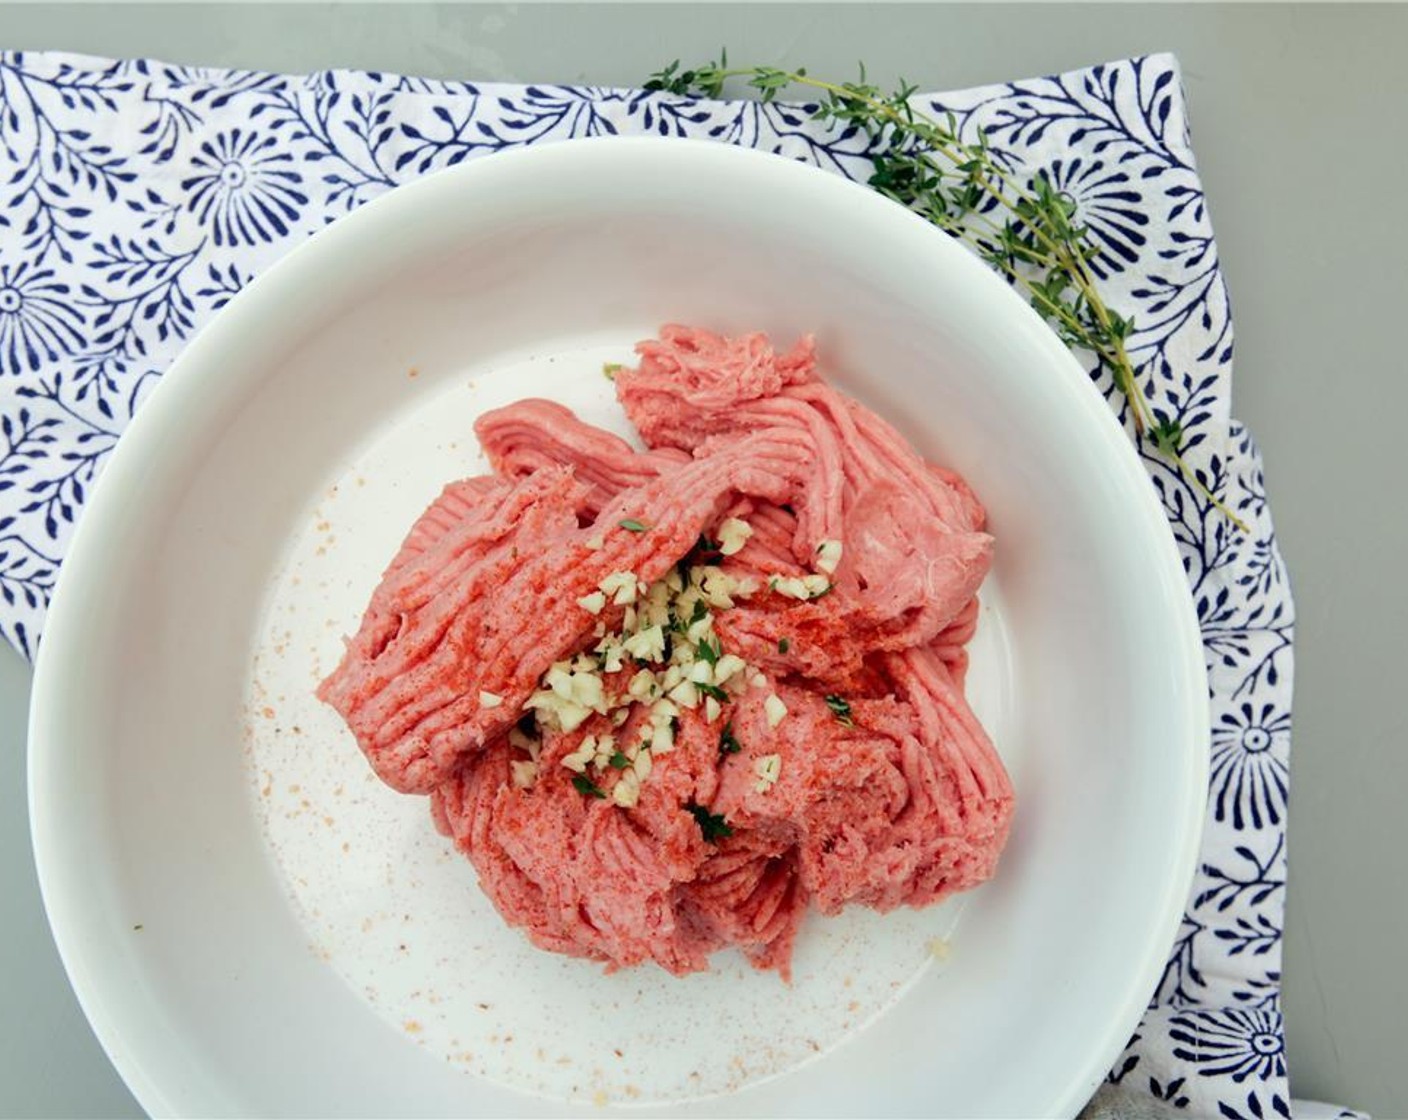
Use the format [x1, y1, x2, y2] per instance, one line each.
[644, 57, 1245, 529]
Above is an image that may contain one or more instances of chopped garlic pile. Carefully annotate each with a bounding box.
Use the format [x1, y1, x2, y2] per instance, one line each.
[508, 519, 839, 806]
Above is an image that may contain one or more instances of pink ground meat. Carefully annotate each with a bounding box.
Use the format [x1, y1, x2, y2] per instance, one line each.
[319, 324, 1014, 979]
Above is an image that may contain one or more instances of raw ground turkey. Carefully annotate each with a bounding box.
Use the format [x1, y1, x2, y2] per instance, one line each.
[319, 324, 1014, 979]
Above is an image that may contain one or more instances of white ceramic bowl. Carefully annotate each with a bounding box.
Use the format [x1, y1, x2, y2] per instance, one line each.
[30, 138, 1207, 1118]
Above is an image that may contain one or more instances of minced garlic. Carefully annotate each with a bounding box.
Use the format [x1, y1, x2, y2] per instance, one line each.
[699, 567, 740, 609]
[668, 679, 700, 709]
[764, 693, 788, 728]
[560, 737, 595, 773]
[622, 624, 665, 661]
[769, 573, 831, 601]
[571, 672, 605, 712]
[714, 654, 746, 685]
[769, 575, 811, 601]
[717, 517, 752, 556]
[599, 570, 638, 605]
[546, 664, 573, 699]
[754, 753, 782, 793]
[686, 614, 713, 645]
[612, 768, 641, 808]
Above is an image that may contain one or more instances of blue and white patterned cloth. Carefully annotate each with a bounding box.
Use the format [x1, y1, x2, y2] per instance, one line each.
[0, 50, 1362, 1119]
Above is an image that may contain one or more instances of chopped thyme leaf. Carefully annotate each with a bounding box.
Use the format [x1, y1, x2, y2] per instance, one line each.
[824, 694, 854, 727]
[686, 802, 734, 842]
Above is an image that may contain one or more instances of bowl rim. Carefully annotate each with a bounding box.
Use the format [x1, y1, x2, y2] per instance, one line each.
[29, 135, 1209, 1118]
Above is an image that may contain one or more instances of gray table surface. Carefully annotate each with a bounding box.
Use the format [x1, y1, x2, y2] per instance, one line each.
[2, 4, 1404, 1117]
